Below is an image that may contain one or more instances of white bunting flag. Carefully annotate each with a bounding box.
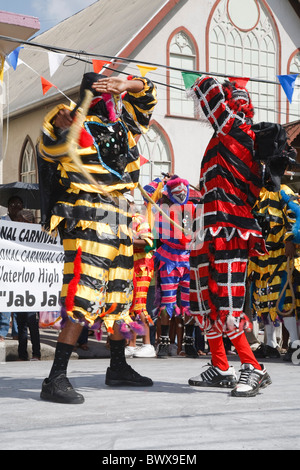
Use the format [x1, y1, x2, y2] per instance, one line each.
[48, 51, 66, 77]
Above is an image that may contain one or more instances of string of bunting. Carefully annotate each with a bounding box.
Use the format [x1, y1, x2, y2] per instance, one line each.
[0, 34, 299, 105]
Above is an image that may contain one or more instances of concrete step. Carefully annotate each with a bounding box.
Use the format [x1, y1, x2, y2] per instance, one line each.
[1, 328, 111, 362]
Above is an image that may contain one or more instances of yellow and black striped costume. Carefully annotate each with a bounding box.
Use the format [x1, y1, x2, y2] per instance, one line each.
[248, 184, 300, 324]
[37, 77, 157, 333]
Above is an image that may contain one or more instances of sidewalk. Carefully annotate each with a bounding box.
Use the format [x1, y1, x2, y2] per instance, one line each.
[1, 354, 300, 451]
[1, 325, 262, 362]
[1, 328, 111, 362]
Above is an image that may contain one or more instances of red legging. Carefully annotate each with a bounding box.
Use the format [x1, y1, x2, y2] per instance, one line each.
[207, 328, 262, 371]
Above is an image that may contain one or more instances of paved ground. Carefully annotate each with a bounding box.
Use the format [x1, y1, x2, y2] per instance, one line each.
[0, 351, 299, 451]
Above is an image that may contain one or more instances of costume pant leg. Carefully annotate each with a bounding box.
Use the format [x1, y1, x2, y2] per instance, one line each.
[227, 329, 262, 370]
[60, 220, 134, 334]
[190, 238, 211, 328]
[178, 267, 190, 313]
[206, 329, 229, 371]
[106, 230, 134, 310]
[190, 231, 249, 332]
[207, 327, 262, 371]
[159, 265, 181, 318]
[283, 316, 299, 345]
[60, 230, 113, 326]
[264, 322, 278, 348]
[131, 263, 154, 316]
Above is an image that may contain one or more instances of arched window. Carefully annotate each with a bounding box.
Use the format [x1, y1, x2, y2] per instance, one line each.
[208, 0, 279, 122]
[167, 29, 198, 118]
[135, 123, 173, 205]
[288, 51, 300, 122]
[20, 137, 37, 183]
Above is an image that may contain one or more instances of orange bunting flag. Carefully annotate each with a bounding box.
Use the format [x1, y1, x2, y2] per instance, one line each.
[228, 76, 250, 88]
[92, 60, 111, 73]
[136, 65, 157, 77]
[41, 76, 54, 95]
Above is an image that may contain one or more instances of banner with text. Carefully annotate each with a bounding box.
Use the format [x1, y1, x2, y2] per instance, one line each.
[0, 220, 64, 312]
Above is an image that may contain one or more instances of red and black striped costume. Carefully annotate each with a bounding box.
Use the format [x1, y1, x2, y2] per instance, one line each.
[188, 76, 266, 350]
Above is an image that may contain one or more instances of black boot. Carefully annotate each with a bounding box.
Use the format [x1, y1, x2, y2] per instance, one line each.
[106, 338, 153, 386]
[105, 365, 153, 386]
[156, 335, 170, 358]
[184, 336, 198, 357]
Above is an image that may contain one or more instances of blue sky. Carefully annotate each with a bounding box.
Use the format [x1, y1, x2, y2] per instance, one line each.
[1, 0, 96, 35]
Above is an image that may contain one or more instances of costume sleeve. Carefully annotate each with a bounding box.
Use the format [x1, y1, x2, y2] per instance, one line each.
[133, 213, 154, 248]
[187, 76, 235, 135]
[122, 76, 157, 136]
[37, 104, 72, 162]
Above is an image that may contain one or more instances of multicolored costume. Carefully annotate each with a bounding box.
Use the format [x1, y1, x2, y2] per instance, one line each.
[37, 73, 157, 337]
[153, 177, 194, 318]
[144, 176, 197, 356]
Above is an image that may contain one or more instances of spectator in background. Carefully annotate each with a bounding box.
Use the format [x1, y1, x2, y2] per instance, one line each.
[15, 209, 41, 361]
[2, 195, 23, 221]
[0, 196, 23, 341]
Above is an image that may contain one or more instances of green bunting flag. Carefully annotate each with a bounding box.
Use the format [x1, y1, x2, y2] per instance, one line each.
[181, 72, 202, 89]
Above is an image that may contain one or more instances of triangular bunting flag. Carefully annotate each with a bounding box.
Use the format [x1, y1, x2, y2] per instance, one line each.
[48, 52, 66, 77]
[0, 55, 5, 83]
[92, 60, 111, 73]
[41, 77, 54, 95]
[6, 46, 23, 71]
[228, 76, 250, 88]
[136, 65, 157, 77]
[140, 155, 149, 166]
[181, 72, 202, 89]
[277, 74, 299, 104]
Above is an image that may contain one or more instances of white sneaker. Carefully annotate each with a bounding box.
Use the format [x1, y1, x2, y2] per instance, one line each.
[133, 344, 156, 358]
[231, 363, 272, 397]
[189, 364, 237, 388]
[125, 346, 137, 358]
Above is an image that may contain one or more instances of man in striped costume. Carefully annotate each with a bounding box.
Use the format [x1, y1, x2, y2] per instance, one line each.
[187, 76, 272, 397]
[249, 184, 300, 361]
[38, 72, 157, 403]
[146, 176, 197, 357]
